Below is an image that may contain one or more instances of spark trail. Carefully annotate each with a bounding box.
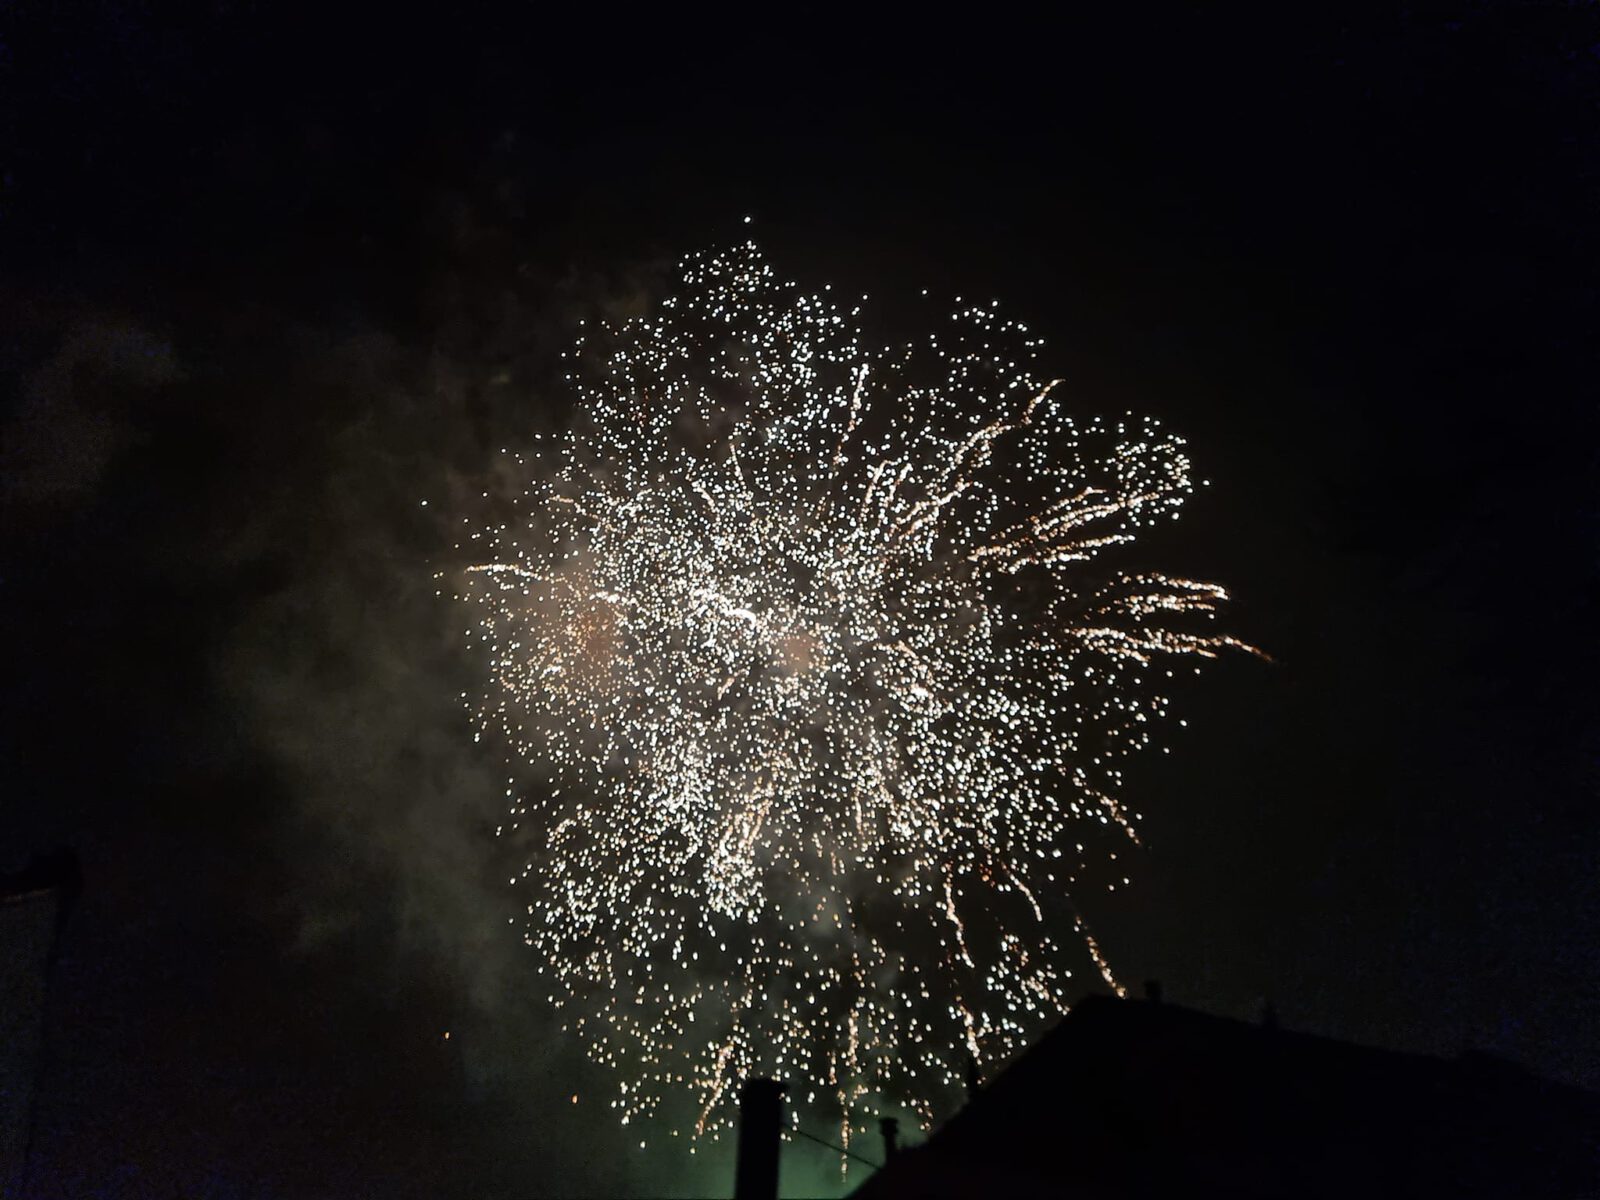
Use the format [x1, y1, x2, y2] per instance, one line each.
[449, 241, 1259, 1143]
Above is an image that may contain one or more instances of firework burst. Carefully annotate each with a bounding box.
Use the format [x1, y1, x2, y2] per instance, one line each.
[448, 241, 1258, 1145]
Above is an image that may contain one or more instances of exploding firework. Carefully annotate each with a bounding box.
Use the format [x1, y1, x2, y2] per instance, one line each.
[448, 241, 1258, 1145]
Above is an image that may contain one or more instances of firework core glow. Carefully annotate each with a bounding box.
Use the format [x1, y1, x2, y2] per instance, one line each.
[448, 241, 1260, 1147]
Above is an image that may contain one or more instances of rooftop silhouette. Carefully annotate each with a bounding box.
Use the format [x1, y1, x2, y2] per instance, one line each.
[847, 992, 1600, 1199]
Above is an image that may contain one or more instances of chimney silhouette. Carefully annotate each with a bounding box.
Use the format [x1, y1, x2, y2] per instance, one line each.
[734, 1078, 786, 1200]
[880, 1117, 900, 1161]
[964, 1050, 981, 1096]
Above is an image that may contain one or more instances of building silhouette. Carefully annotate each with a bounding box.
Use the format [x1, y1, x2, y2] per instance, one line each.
[845, 991, 1600, 1200]
[0, 850, 79, 1198]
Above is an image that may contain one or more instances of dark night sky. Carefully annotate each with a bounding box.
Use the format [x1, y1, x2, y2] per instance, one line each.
[3, 5, 1598, 1197]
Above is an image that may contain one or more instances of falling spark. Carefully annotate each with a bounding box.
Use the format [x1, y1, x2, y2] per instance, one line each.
[448, 241, 1260, 1140]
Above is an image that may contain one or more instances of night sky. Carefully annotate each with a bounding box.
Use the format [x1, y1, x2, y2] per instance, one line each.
[4, 6, 1598, 1197]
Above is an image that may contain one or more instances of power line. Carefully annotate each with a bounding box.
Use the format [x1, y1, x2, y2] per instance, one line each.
[783, 1127, 882, 1170]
